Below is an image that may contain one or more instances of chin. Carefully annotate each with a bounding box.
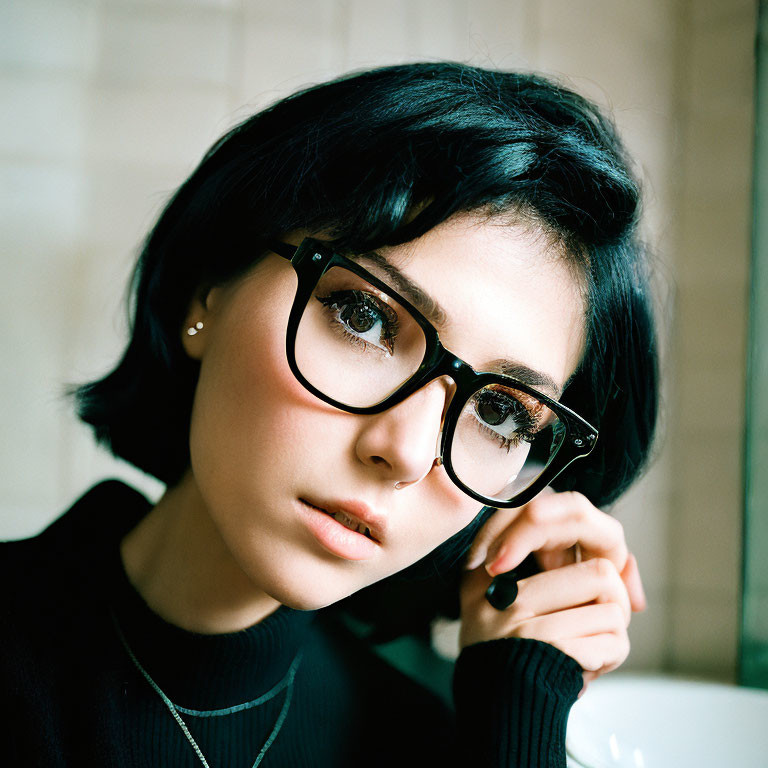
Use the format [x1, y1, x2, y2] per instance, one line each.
[280, 595, 338, 612]
[266, 578, 362, 612]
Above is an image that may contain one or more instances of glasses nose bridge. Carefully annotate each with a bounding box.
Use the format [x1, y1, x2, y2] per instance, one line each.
[414, 347, 475, 401]
[397, 348, 475, 438]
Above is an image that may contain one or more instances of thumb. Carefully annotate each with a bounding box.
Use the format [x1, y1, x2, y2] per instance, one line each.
[460, 562, 494, 602]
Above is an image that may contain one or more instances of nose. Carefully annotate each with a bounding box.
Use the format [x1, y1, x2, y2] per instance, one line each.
[354, 376, 454, 487]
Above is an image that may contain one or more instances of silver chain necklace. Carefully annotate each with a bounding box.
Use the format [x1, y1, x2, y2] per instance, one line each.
[111, 612, 301, 768]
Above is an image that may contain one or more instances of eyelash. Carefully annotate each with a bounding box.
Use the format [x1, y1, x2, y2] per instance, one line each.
[476, 420, 537, 452]
[472, 392, 539, 452]
[316, 290, 400, 353]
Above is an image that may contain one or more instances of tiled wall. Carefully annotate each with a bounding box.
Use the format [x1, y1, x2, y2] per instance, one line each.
[1, 0, 757, 679]
[665, 0, 757, 679]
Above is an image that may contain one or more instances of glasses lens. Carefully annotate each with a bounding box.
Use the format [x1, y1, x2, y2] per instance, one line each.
[293, 265, 427, 408]
[450, 384, 564, 503]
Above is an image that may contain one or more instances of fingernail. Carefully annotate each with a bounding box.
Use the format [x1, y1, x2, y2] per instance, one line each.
[484, 542, 503, 572]
[464, 551, 483, 571]
[638, 575, 647, 606]
[630, 553, 648, 610]
[485, 548, 506, 577]
[637, 582, 648, 609]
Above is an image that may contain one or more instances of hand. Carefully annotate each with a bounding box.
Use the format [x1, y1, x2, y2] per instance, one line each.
[459, 490, 646, 693]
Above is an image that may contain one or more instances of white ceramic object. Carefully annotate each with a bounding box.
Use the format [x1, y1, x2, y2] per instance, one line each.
[566, 673, 768, 767]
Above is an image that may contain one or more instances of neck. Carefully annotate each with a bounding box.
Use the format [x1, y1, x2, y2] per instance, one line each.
[120, 472, 281, 634]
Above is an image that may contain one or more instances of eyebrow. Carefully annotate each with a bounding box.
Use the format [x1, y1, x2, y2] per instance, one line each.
[488, 360, 564, 399]
[356, 251, 449, 328]
[354, 251, 565, 399]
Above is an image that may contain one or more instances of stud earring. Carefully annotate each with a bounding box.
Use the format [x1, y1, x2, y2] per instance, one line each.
[186, 321, 204, 336]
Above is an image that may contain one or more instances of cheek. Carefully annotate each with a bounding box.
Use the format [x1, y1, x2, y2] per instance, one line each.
[188, 291, 322, 495]
[401, 476, 484, 562]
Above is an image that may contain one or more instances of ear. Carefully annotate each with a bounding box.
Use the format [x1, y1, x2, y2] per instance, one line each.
[181, 286, 221, 361]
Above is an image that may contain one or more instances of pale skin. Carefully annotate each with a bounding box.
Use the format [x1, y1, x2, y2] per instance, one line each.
[462, 489, 645, 693]
[121, 213, 645, 696]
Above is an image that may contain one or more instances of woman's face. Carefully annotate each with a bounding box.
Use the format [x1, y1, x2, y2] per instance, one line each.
[183, 214, 586, 610]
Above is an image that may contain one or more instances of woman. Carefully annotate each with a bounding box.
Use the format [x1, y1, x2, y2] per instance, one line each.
[2, 62, 656, 767]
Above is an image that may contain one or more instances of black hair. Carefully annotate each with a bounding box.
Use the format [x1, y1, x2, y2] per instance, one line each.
[73, 63, 658, 625]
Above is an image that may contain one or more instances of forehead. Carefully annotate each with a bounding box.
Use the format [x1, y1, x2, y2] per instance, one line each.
[366, 216, 587, 396]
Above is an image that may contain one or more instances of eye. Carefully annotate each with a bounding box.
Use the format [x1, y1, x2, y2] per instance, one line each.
[316, 290, 399, 354]
[472, 389, 539, 448]
[340, 300, 378, 334]
[475, 390, 512, 426]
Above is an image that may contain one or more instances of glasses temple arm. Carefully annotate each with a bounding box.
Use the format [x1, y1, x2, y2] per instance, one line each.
[261, 240, 298, 261]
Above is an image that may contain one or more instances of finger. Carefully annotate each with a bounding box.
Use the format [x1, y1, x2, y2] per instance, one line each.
[551, 631, 630, 673]
[464, 487, 556, 570]
[578, 669, 601, 699]
[459, 559, 632, 651]
[486, 492, 628, 577]
[503, 558, 631, 625]
[486, 492, 625, 574]
[621, 552, 647, 612]
[461, 561, 495, 601]
[512, 602, 629, 643]
[463, 507, 523, 571]
[535, 543, 582, 572]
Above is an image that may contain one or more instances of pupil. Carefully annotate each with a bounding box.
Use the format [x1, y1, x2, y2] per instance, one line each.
[342, 303, 376, 333]
[478, 392, 510, 426]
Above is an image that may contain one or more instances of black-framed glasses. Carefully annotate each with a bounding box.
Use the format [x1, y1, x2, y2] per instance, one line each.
[266, 237, 597, 508]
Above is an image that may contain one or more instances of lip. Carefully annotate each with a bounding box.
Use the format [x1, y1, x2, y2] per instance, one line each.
[308, 498, 387, 543]
[298, 497, 385, 561]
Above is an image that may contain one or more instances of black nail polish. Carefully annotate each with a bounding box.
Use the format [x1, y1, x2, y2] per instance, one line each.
[485, 570, 519, 611]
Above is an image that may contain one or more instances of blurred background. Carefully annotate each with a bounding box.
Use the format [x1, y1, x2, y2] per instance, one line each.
[1, 0, 762, 686]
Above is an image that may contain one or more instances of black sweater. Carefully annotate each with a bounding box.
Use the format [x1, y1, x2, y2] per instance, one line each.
[1, 481, 582, 767]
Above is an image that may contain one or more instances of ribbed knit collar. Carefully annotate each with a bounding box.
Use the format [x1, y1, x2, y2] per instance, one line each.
[69, 480, 317, 711]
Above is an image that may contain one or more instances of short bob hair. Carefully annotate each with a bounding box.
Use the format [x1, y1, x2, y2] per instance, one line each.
[74, 62, 658, 526]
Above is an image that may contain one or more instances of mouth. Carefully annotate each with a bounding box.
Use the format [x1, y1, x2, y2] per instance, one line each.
[300, 499, 382, 543]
